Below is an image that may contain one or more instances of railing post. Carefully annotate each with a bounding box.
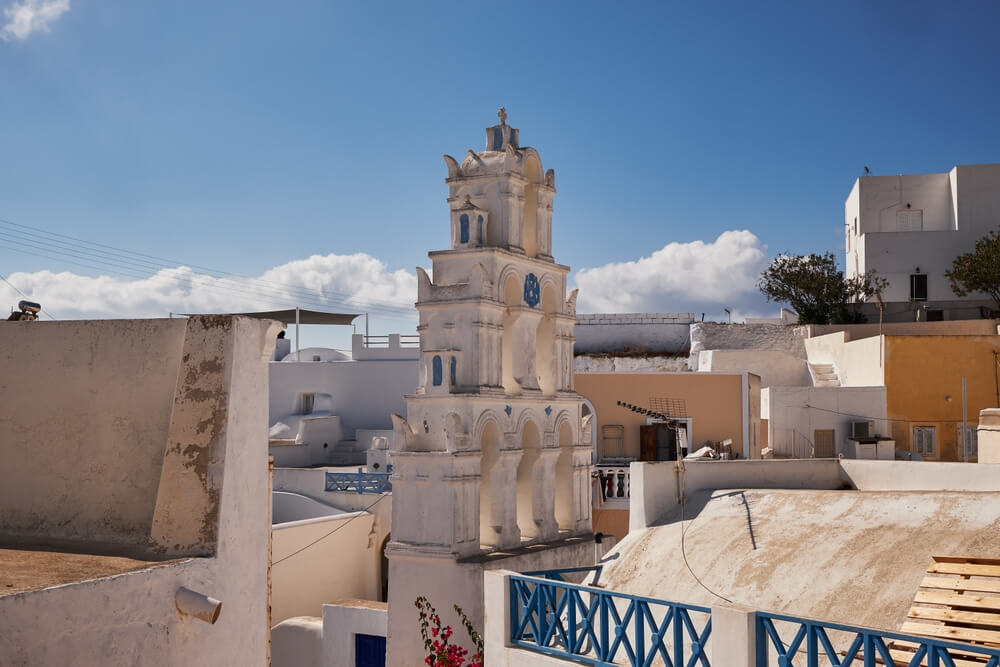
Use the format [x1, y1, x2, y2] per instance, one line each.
[483, 570, 513, 666]
[806, 622, 818, 667]
[711, 604, 757, 667]
[673, 605, 683, 667]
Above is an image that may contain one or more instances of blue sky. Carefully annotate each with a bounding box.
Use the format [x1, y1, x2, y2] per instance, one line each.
[2, 1, 999, 347]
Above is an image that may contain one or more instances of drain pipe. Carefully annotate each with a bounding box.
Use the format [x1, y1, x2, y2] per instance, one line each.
[176, 587, 222, 624]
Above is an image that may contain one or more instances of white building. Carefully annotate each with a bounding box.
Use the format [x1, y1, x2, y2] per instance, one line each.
[845, 163, 1000, 321]
[384, 110, 597, 664]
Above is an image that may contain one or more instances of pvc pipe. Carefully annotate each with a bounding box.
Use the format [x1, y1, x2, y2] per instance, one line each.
[175, 587, 222, 624]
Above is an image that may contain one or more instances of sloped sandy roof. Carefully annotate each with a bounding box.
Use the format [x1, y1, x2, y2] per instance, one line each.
[599, 488, 1000, 631]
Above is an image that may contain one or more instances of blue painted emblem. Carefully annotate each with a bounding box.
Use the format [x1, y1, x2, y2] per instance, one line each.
[504, 405, 512, 416]
[523, 273, 540, 308]
[545, 405, 552, 416]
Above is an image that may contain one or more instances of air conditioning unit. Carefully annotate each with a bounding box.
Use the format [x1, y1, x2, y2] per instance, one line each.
[851, 420, 875, 440]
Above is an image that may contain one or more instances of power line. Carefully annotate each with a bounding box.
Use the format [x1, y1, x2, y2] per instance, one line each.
[0, 272, 57, 319]
[802, 403, 985, 425]
[0, 216, 418, 319]
[272, 493, 389, 566]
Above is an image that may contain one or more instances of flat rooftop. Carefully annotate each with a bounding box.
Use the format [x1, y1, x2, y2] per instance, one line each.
[0, 546, 184, 597]
[600, 487, 1000, 631]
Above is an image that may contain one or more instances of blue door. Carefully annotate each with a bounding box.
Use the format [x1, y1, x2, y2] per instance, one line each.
[355, 633, 386, 667]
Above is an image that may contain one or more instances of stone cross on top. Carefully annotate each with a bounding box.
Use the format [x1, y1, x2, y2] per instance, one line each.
[497, 106, 507, 126]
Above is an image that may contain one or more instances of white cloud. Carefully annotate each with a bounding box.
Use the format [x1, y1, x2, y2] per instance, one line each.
[572, 230, 773, 318]
[1, 0, 70, 41]
[0, 252, 417, 321]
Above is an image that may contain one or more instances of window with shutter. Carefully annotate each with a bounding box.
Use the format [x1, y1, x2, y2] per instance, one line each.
[913, 426, 936, 457]
[958, 425, 979, 459]
[896, 209, 923, 231]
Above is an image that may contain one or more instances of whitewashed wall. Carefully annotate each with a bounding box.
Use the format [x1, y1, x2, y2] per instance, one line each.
[574, 313, 694, 354]
[689, 322, 808, 370]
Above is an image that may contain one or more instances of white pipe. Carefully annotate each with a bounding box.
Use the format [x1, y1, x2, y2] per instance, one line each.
[175, 587, 222, 624]
[295, 307, 300, 362]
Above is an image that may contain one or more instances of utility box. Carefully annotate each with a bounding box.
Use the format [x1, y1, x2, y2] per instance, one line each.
[856, 439, 895, 460]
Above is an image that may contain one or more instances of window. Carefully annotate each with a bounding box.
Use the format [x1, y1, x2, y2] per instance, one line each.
[896, 209, 923, 231]
[296, 392, 315, 415]
[459, 214, 469, 244]
[814, 429, 835, 458]
[449, 356, 457, 386]
[958, 425, 979, 459]
[432, 355, 442, 386]
[477, 215, 484, 243]
[913, 426, 936, 458]
[910, 274, 928, 301]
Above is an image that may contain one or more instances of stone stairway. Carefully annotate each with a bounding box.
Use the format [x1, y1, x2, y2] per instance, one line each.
[809, 362, 840, 387]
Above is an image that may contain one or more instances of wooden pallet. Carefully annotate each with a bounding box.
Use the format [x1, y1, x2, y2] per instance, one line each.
[893, 556, 1000, 665]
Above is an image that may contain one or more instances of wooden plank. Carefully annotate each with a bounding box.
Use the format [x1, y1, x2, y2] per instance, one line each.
[933, 556, 1000, 567]
[920, 576, 1000, 596]
[914, 591, 1000, 612]
[901, 621, 1000, 646]
[909, 606, 1000, 627]
[889, 647, 990, 667]
[930, 562, 1000, 578]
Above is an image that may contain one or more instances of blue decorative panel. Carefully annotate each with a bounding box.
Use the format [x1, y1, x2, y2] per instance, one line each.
[355, 633, 386, 667]
[545, 405, 552, 416]
[432, 355, 442, 386]
[505, 405, 512, 416]
[524, 273, 540, 308]
[459, 214, 469, 243]
[477, 215, 484, 243]
[493, 127, 504, 150]
[450, 356, 457, 386]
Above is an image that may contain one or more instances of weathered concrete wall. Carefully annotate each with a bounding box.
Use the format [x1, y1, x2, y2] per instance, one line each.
[698, 349, 810, 388]
[0, 319, 186, 546]
[0, 315, 279, 666]
[979, 409, 1000, 464]
[574, 354, 689, 373]
[574, 313, 693, 355]
[689, 322, 808, 370]
[808, 319, 1000, 341]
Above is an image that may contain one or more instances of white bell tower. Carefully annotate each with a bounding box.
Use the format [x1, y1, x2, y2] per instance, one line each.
[386, 110, 594, 665]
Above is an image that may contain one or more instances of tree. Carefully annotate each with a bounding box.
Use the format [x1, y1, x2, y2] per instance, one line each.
[757, 252, 888, 325]
[945, 228, 1000, 314]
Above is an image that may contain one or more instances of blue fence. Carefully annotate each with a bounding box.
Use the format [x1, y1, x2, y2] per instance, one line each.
[757, 611, 1000, 667]
[509, 573, 712, 666]
[324, 468, 392, 494]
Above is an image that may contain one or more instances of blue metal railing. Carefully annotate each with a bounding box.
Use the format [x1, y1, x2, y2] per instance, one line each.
[324, 468, 392, 494]
[757, 611, 1000, 667]
[509, 573, 712, 666]
[523, 565, 604, 583]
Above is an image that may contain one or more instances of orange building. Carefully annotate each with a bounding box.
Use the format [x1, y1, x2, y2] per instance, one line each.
[574, 371, 761, 539]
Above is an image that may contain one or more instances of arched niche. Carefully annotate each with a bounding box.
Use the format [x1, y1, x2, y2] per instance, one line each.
[536, 281, 558, 395]
[554, 418, 575, 532]
[515, 419, 542, 541]
[522, 154, 542, 258]
[501, 273, 522, 395]
[479, 420, 502, 549]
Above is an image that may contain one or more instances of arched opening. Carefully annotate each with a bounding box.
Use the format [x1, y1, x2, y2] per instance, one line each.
[479, 421, 501, 549]
[536, 282, 557, 395]
[555, 421, 575, 532]
[501, 274, 521, 395]
[379, 533, 391, 602]
[515, 420, 541, 541]
[522, 156, 541, 258]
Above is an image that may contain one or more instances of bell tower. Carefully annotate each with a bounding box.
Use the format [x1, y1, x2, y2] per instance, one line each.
[386, 110, 594, 665]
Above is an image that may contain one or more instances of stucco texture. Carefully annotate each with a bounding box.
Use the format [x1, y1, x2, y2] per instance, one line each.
[884, 335, 1000, 460]
[602, 487, 1000, 634]
[0, 319, 186, 546]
